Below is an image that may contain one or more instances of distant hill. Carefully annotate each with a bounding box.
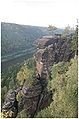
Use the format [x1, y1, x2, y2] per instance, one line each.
[1, 22, 64, 61]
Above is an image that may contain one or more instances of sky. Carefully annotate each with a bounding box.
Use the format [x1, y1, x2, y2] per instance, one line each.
[0, 0, 79, 28]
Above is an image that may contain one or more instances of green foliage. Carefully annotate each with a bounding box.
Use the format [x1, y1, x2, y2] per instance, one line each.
[17, 109, 28, 118]
[1, 22, 50, 57]
[16, 90, 23, 103]
[26, 58, 36, 69]
[62, 25, 75, 36]
[71, 26, 78, 54]
[48, 25, 57, 31]
[1, 64, 21, 89]
[36, 107, 53, 118]
[1, 86, 7, 103]
[62, 25, 71, 35]
[1, 64, 21, 106]
[9, 79, 15, 89]
[1, 58, 36, 106]
[51, 62, 69, 80]
[1, 22, 64, 60]
[16, 58, 35, 86]
[36, 58, 78, 118]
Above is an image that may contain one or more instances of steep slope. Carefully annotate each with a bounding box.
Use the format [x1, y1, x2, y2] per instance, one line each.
[36, 58, 78, 118]
[1, 23, 49, 56]
[35, 35, 76, 80]
[1, 23, 78, 118]
[1, 22, 45, 61]
[1, 22, 64, 62]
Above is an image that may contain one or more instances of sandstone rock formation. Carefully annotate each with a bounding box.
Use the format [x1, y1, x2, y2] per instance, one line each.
[2, 89, 18, 118]
[35, 35, 74, 79]
[2, 35, 75, 118]
[17, 77, 52, 117]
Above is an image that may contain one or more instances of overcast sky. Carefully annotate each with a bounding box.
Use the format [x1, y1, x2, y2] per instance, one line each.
[0, 0, 79, 28]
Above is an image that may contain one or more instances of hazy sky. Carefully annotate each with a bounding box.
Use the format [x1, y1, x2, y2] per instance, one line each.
[0, 0, 79, 28]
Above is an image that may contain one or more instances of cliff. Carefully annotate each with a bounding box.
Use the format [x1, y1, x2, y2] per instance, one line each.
[35, 35, 75, 79]
[2, 34, 76, 118]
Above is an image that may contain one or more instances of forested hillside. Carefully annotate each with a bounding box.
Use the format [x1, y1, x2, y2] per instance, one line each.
[1, 22, 64, 62]
[36, 58, 78, 118]
[1, 22, 78, 118]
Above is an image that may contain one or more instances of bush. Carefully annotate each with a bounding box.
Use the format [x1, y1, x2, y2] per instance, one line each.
[16, 59, 35, 86]
[36, 58, 78, 118]
[17, 109, 28, 118]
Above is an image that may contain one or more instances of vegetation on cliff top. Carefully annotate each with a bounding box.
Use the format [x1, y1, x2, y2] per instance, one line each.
[36, 58, 78, 118]
[1, 23, 78, 118]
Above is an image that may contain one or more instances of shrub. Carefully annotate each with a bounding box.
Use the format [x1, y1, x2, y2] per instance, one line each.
[36, 58, 78, 118]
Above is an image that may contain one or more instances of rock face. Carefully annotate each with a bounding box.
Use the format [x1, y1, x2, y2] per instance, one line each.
[17, 77, 52, 117]
[2, 89, 18, 118]
[35, 35, 74, 79]
[2, 75, 52, 118]
[2, 35, 75, 118]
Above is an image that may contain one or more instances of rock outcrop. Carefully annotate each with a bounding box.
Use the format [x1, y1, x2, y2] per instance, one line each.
[17, 77, 52, 117]
[2, 74, 52, 118]
[35, 35, 75, 79]
[2, 35, 75, 118]
[2, 89, 18, 118]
